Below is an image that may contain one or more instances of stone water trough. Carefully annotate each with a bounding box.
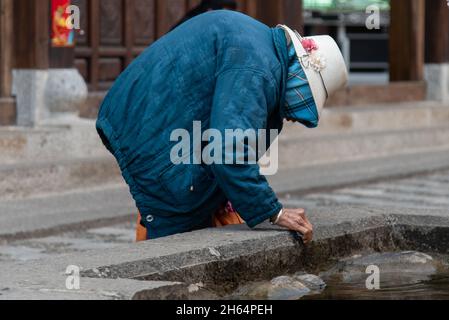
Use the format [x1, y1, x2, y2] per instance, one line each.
[1, 205, 449, 300]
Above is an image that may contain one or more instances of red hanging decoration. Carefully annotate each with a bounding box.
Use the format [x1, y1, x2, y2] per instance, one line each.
[51, 0, 75, 47]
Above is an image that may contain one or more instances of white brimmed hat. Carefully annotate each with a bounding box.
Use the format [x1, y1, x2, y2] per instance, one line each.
[278, 25, 348, 115]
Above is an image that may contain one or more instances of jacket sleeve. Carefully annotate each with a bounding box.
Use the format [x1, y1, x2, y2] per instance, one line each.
[209, 68, 283, 228]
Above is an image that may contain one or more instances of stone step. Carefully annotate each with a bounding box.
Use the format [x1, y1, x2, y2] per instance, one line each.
[0, 117, 108, 165]
[0, 117, 123, 200]
[2, 107, 448, 199]
[3, 125, 449, 199]
[285, 101, 449, 137]
[2, 103, 447, 165]
[0, 156, 123, 201]
[327, 81, 427, 107]
[278, 125, 449, 169]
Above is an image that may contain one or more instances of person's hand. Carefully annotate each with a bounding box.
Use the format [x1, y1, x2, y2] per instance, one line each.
[275, 208, 314, 244]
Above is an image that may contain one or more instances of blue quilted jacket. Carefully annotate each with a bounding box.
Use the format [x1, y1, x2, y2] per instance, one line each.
[96, 10, 290, 239]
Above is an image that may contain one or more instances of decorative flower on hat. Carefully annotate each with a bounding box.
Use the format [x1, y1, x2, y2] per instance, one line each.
[301, 38, 319, 53]
[301, 37, 327, 72]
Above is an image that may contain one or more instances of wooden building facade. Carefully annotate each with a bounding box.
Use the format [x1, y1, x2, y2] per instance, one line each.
[0, 0, 448, 126]
[0, 0, 303, 124]
[69, 0, 303, 92]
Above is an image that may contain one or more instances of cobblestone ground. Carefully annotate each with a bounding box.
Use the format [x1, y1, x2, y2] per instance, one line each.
[0, 170, 448, 263]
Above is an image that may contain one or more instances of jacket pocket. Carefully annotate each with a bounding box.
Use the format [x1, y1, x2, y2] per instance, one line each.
[158, 162, 216, 211]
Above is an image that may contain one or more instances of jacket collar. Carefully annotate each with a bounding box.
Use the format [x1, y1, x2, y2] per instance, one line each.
[272, 27, 289, 113]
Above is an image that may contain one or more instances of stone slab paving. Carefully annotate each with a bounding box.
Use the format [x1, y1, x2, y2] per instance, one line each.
[1, 169, 449, 265]
[0, 149, 448, 299]
[0, 184, 136, 238]
[1, 205, 449, 300]
[0, 222, 135, 263]
[1, 148, 448, 240]
[281, 170, 449, 211]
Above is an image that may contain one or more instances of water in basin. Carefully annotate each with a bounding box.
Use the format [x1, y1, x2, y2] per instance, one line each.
[231, 251, 449, 300]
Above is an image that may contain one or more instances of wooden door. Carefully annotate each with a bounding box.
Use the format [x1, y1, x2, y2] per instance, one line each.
[71, 0, 303, 108]
[74, 0, 143, 91]
[71, 0, 302, 117]
[72, 0, 208, 91]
